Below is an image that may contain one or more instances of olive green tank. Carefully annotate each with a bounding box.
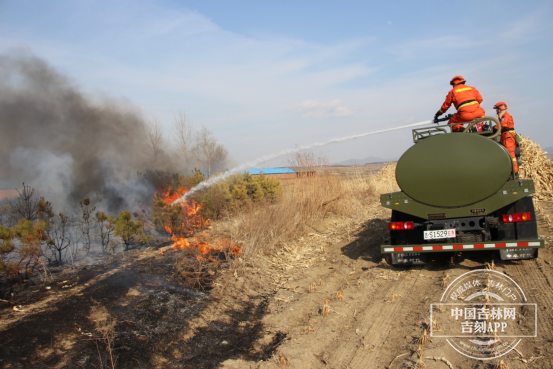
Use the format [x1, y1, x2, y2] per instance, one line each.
[380, 118, 535, 220]
[396, 132, 512, 207]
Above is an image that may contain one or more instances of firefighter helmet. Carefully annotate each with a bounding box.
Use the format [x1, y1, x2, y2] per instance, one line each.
[493, 102, 508, 110]
[450, 75, 466, 86]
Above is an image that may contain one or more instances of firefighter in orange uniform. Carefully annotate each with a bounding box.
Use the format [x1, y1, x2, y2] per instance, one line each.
[494, 101, 518, 175]
[434, 76, 485, 132]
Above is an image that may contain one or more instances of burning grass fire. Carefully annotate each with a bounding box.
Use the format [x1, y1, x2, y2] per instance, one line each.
[154, 186, 241, 260]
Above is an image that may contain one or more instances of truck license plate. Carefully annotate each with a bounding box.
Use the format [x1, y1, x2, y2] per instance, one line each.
[424, 229, 456, 240]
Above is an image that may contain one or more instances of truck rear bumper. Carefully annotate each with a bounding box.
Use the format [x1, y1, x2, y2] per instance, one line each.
[381, 239, 544, 254]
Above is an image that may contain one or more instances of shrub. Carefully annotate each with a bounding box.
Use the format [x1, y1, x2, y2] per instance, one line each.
[113, 211, 150, 251]
[195, 172, 283, 219]
[0, 203, 13, 226]
[0, 225, 15, 275]
[80, 198, 96, 253]
[151, 193, 208, 237]
[1, 219, 48, 279]
[152, 196, 182, 234]
[46, 213, 74, 265]
[95, 212, 116, 252]
[10, 183, 54, 223]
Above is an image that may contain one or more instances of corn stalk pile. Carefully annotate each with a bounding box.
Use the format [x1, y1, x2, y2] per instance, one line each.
[377, 162, 397, 182]
[518, 134, 553, 228]
[366, 162, 400, 195]
[519, 134, 553, 200]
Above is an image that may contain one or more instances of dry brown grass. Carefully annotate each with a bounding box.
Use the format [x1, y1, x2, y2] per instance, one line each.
[216, 160, 398, 258]
[417, 329, 431, 346]
[414, 356, 428, 369]
[173, 250, 219, 291]
[88, 304, 117, 369]
[432, 317, 439, 331]
[493, 359, 509, 369]
[321, 300, 331, 316]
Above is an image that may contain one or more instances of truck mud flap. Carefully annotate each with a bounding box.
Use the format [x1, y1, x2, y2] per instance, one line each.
[499, 248, 538, 260]
[382, 239, 544, 254]
[390, 252, 428, 266]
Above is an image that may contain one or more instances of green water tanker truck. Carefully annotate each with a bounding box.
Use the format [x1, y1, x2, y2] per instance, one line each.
[380, 116, 544, 265]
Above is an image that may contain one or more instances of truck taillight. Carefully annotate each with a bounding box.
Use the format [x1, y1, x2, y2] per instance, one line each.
[502, 212, 532, 223]
[389, 221, 414, 230]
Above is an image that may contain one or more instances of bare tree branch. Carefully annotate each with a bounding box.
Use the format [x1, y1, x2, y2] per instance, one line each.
[194, 125, 228, 177]
[172, 111, 194, 162]
[194, 125, 214, 177]
[212, 143, 229, 173]
[145, 116, 166, 170]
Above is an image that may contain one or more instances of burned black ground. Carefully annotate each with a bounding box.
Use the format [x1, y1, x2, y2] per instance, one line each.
[0, 246, 284, 369]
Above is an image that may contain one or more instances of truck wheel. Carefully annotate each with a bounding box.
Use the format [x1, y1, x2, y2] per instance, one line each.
[389, 210, 427, 265]
[494, 196, 539, 260]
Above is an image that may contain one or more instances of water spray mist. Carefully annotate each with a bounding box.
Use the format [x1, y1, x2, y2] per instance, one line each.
[176, 119, 434, 202]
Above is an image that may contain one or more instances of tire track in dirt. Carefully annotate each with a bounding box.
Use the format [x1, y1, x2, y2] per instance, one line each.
[241, 223, 452, 369]
[222, 202, 553, 368]
[329, 269, 436, 368]
[502, 258, 553, 359]
[318, 271, 404, 367]
[494, 209, 553, 364]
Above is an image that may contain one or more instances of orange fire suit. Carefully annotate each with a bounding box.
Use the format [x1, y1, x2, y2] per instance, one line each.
[438, 84, 485, 132]
[497, 111, 518, 173]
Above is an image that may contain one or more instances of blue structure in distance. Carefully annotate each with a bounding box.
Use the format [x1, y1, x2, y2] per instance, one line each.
[239, 168, 295, 175]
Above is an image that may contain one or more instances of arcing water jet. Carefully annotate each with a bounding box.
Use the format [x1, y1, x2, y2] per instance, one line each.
[176, 119, 434, 202]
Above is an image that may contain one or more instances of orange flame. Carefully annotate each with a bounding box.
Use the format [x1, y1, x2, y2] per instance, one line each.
[156, 185, 240, 259]
[157, 185, 189, 205]
[169, 233, 241, 260]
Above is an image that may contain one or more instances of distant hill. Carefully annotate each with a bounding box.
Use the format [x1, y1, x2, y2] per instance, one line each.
[333, 144, 553, 166]
[333, 156, 397, 166]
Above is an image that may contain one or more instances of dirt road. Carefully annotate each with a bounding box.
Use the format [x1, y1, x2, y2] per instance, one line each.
[222, 202, 553, 369]
[1, 200, 552, 368]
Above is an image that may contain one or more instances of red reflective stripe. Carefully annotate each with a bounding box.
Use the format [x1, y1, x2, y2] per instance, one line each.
[389, 242, 536, 253]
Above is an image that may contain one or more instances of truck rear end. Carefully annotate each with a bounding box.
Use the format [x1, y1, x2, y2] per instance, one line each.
[380, 117, 544, 265]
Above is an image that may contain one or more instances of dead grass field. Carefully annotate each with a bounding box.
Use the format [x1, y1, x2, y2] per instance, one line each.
[2, 150, 553, 368]
[210, 162, 398, 258]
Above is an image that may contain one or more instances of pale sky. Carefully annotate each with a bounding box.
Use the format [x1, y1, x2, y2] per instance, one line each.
[1, 0, 552, 166]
